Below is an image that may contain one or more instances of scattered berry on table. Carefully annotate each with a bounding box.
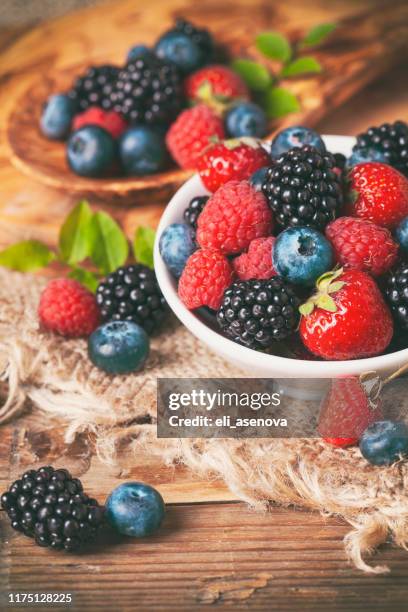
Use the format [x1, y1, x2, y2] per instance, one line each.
[197, 138, 271, 192]
[119, 126, 167, 175]
[217, 277, 300, 349]
[0, 466, 104, 551]
[299, 269, 393, 360]
[66, 126, 117, 178]
[353, 120, 408, 177]
[178, 249, 234, 310]
[105, 482, 165, 537]
[40, 94, 76, 140]
[395, 216, 408, 253]
[262, 145, 343, 231]
[183, 195, 209, 232]
[88, 320, 149, 374]
[233, 236, 276, 281]
[359, 420, 408, 466]
[197, 180, 273, 255]
[72, 106, 128, 139]
[347, 162, 408, 229]
[38, 278, 100, 338]
[249, 166, 269, 192]
[159, 223, 196, 278]
[270, 126, 326, 159]
[166, 104, 225, 169]
[385, 262, 408, 330]
[225, 102, 267, 138]
[109, 55, 183, 125]
[346, 146, 387, 168]
[185, 64, 249, 102]
[273, 227, 333, 286]
[68, 64, 119, 112]
[96, 264, 167, 335]
[126, 44, 153, 63]
[325, 216, 399, 277]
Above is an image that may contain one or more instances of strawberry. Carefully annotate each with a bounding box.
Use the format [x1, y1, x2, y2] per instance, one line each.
[299, 268, 393, 360]
[197, 138, 271, 192]
[185, 65, 249, 103]
[319, 377, 383, 441]
[347, 162, 408, 229]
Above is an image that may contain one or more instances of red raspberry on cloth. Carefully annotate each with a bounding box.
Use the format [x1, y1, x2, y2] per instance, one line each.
[233, 237, 276, 280]
[197, 180, 273, 255]
[166, 104, 225, 169]
[185, 65, 249, 101]
[38, 278, 101, 338]
[178, 249, 234, 310]
[197, 138, 271, 192]
[72, 106, 128, 139]
[325, 216, 399, 277]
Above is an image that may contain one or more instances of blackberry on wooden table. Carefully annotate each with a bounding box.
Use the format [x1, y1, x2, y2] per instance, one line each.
[353, 121, 408, 177]
[96, 264, 167, 335]
[262, 145, 343, 231]
[385, 262, 408, 330]
[68, 64, 120, 112]
[1, 466, 104, 551]
[217, 278, 300, 349]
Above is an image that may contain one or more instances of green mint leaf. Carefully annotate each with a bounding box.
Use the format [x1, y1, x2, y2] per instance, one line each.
[89, 211, 129, 274]
[231, 59, 272, 92]
[133, 226, 156, 269]
[68, 267, 99, 293]
[0, 240, 55, 272]
[301, 23, 337, 47]
[59, 200, 93, 265]
[256, 31, 291, 62]
[261, 86, 300, 118]
[281, 56, 322, 78]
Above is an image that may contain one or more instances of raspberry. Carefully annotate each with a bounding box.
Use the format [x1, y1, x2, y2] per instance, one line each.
[233, 237, 276, 280]
[197, 180, 273, 255]
[325, 216, 399, 277]
[72, 106, 128, 139]
[166, 104, 225, 169]
[38, 278, 101, 338]
[178, 249, 234, 310]
[185, 65, 249, 101]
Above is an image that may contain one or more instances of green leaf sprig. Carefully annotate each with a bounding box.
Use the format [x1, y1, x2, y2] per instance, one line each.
[0, 200, 156, 292]
[232, 22, 337, 120]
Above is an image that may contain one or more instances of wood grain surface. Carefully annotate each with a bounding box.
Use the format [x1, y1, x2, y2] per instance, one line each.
[1, 1, 408, 610]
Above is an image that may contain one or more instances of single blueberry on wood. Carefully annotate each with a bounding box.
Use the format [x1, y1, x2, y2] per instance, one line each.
[119, 126, 167, 175]
[88, 321, 149, 374]
[105, 482, 165, 537]
[40, 93, 76, 140]
[67, 126, 116, 177]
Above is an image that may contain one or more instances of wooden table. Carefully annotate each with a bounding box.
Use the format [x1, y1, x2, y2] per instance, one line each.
[1, 1, 408, 610]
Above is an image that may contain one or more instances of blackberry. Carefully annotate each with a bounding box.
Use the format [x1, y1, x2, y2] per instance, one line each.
[183, 195, 209, 231]
[217, 278, 300, 349]
[68, 64, 120, 112]
[173, 18, 214, 61]
[96, 264, 167, 335]
[385, 262, 408, 330]
[262, 145, 343, 230]
[353, 121, 408, 177]
[109, 55, 183, 125]
[333, 152, 347, 170]
[0, 466, 104, 551]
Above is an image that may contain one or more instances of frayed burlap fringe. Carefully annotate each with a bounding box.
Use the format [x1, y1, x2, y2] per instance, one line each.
[1, 268, 408, 574]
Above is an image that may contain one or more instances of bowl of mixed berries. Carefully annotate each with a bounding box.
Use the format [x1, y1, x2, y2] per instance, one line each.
[155, 121, 408, 379]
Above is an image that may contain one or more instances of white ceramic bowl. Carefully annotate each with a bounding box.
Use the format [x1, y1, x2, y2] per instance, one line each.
[154, 135, 408, 379]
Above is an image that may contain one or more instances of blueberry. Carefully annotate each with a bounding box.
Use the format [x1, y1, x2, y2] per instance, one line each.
[395, 217, 408, 252]
[126, 44, 152, 62]
[119, 126, 167, 175]
[159, 223, 196, 278]
[249, 166, 269, 192]
[88, 321, 149, 374]
[347, 146, 388, 168]
[155, 31, 204, 74]
[270, 126, 326, 158]
[273, 227, 333, 286]
[359, 420, 408, 466]
[105, 482, 165, 537]
[67, 126, 116, 177]
[225, 102, 267, 138]
[40, 93, 76, 140]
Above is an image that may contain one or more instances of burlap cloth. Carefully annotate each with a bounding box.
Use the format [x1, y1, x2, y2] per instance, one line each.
[1, 268, 408, 573]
